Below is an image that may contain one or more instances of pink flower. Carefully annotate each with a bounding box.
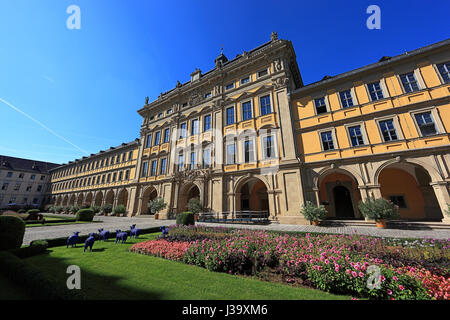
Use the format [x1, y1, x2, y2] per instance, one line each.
[387, 289, 393, 295]
[393, 276, 398, 281]
[359, 272, 365, 278]
[399, 285, 404, 291]
[352, 271, 358, 278]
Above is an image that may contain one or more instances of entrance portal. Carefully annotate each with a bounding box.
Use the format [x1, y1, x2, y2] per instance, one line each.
[333, 185, 355, 218]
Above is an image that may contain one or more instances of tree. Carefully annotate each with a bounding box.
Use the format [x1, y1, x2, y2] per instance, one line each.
[148, 197, 167, 215]
[187, 198, 203, 215]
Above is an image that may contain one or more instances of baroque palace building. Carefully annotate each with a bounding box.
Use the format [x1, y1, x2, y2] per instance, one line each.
[49, 33, 450, 224]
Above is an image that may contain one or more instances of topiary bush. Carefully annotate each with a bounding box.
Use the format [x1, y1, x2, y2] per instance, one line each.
[90, 205, 101, 214]
[0, 216, 26, 250]
[17, 209, 26, 213]
[75, 208, 95, 222]
[176, 211, 195, 226]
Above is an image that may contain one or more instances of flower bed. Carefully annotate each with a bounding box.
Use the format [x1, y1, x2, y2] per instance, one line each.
[130, 226, 449, 300]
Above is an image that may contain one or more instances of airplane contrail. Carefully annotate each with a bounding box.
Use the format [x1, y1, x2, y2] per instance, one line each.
[0, 97, 89, 155]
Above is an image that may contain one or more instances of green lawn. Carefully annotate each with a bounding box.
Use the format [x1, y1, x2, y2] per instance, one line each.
[24, 233, 350, 300]
[25, 215, 99, 228]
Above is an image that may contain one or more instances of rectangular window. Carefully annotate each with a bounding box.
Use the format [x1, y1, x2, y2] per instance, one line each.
[30, 174, 35, 180]
[389, 195, 407, 208]
[367, 81, 384, 101]
[263, 136, 276, 159]
[37, 185, 42, 192]
[257, 69, 268, 78]
[150, 160, 158, 176]
[202, 149, 211, 168]
[379, 119, 398, 142]
[154, 131, 161, 145]
[226, 107, 235, 125]
[163, 128, 170, 143]
[160, 158, 167, 175]
[125, 170, 130, 180]
[225, 83, 234, 90]
[241, 76, 250, 85]
[244, 139, 255, 163]
[414, 111, 437, 136]
[112, 172, 116, 182]
[18, 173, 24, 178]
[226, 143, 236, 164]
[204, 92, 212, 99]
[141, 162, 148, 177]
[242, 101, 252, 121]
[6, 172, 13, 178]
[400, 72, 419, 93]
[26, 185, 32, 192]
[437, 62, 450, 83]
[146, 134, 152, 148]
[260, 95, 272, 116]
[110, 157, 114, 165]
[203, 115, 211, 132]
[14, 183, 20, 191]
[107, 173, 111, 183]
[189, 151, 197, 170]
[348, 125, 365, 147]
[339, 90, 354, 108]
[128, 151, 133, 161]
[178, 153, 184, 172]
[191, 119, 199, 135]
[118, 171, 123, 181]
[314, 97, 327, 114]
[321, 131, 335, 151]
[179, 123, 187, 138]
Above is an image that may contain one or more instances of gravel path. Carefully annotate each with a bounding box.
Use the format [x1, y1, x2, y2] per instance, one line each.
[23, 214, 450, 244]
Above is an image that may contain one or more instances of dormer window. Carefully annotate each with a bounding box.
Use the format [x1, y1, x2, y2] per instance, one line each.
[225, 83, 234, 90]
[204, 92, 212, 99]
[240, 76, 250, 85]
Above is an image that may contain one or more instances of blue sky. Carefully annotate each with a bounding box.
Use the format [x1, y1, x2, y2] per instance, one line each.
[0, 0, 449, 164]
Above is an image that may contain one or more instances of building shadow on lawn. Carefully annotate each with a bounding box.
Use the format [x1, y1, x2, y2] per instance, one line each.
[26, 251, 163, 300]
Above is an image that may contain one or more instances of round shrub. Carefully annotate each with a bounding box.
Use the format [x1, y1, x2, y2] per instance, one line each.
[17, 209, 26, 213]
[75, 208, 95, 222]
[300, 201, 328, 222]
[101, 204, 113, 215]
[27, 209, 40, 214]
[0, 216, 26, 250]
[176, 211, 195, 226]
[113, 204, 126, 216]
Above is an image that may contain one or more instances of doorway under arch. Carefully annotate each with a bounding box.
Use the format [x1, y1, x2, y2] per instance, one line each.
[141, 186, 158, 214]
[235, 178, 269, 213]
[178, 183, 201, 213]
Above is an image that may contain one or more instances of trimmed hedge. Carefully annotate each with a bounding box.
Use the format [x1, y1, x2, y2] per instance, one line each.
[75, 208, 94, 222]
[27, 209, 40, 214]
[9, 241, 48, 258]
[176, 212, 195, 226]
[0, 216, 26, 250]
[0, 251, 85, 300]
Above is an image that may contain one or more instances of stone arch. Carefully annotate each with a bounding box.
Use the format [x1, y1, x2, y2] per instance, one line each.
[117, 188, 128, 207]
[374, 158, 443, 185]
[85, 192, 93, 206]
[316, 168, 362, 219]
[140, 185, 158, 214]
[76, 193, 84, 206]
[94, 191, 103, 207]
[104, 190, 115, 205]
[68, 194, 76, 206]
[234, 176, 270, 214]
[314, 166, 365, 190]
[177, 182, 202, 213]
[377, 161, 443, 220]
[62, 195, 69, 206]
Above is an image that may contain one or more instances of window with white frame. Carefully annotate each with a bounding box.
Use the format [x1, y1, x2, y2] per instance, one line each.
[400, 72, 420, 93]
[179, 123, 187, 138]
[314, 97, 327, 114]
[141, 162, 148, 177]
[189, 151, 197, 170]
[320, 131, 335, 151]
[241, 76, 250, 85]
[178, 152, 184, 172]
[154, 131, 161, 145]
[260, 95, 271, 116]
[348, 125, 365, 147]
[191, 119, 199, 135]
[339, 90, 354, 108]
[146, 134, 152, 148]
[160, 158, 167, 174]
[243, 139, 255, 163]
[257, 69, 268, 78]
[436, 62, 450, 84]
[150, 160, 158, 176]
[202, 148, 211, 168]
[414, 111, 438, 136]
[226, 142, 236, 164]
[203, 114, 211, 132]
[226, 107, 235, 125]
[367, 81, 384, 101]
[262, 135, 276, 159]
[242, 101, 252, 121]
[163, 128, 170, 143]
[379, 119, 398, 142]
[225, 83, 234, 90]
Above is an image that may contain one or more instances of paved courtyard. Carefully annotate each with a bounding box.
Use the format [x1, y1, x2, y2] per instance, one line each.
[23, 214, 450, 245]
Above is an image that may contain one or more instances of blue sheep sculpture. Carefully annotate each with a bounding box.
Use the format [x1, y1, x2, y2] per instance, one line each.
[98, 228, 110, 241]
[67, 232, 80, 248]
[160, 226, 169, 236]
[84, 233, 96, 252]
[115, 230, 128, 244]
[130, 224, 140, 239]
